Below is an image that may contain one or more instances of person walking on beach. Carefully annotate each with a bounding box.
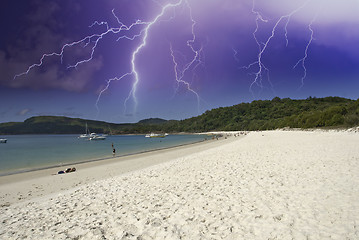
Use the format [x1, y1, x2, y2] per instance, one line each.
[112, 143, 116, 157]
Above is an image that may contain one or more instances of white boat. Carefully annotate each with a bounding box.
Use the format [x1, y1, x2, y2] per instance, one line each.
[78, 134, 90, 139]
[89, 135, 106, 140]
[89, 133, 106, 140]
[78, 123, 90, 139]
[0, 139, 7, 143]
[145, 133, 167, 138]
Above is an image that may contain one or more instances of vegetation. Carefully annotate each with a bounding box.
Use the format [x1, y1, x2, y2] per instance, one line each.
[1, 97, 358, 134]
[0, 116, 161, 135]
[172, 96, 359, 132]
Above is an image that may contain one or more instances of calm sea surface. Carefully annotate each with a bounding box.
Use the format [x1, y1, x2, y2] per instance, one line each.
[0, 134, 206, 176]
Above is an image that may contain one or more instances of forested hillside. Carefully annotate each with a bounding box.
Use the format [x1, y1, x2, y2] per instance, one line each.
[1, 97, 358, 134]
[0, 116, 162, 134]
[163, 96, 359, 132]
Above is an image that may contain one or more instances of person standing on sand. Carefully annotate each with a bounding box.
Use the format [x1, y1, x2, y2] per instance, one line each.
[112, 143, 116, 157]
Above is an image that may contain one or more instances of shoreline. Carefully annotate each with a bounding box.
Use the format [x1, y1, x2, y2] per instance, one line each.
[0, 134, 239, 206]
[0, 137, 208, 177]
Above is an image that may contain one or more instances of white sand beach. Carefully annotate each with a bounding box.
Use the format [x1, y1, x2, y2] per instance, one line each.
[1, 130, 359, 239]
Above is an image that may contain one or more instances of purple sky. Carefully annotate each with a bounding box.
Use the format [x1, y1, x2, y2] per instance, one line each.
[1, 0, 358, 123]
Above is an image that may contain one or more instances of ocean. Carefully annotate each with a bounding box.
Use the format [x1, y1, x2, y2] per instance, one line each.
[0, 134, 206, 176]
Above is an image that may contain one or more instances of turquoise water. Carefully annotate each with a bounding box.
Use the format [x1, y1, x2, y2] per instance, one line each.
[0, 134, 206, 176]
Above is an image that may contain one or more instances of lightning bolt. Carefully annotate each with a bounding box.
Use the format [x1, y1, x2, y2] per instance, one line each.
[170, 44, 201, 111]
[293, 2, 322, 89]
[167, 0, 203, 113]
[293, 18, 315, 89]
[14, 0, 203, 118]
[242, 0, 312, 97]
[95, 73, 132, 115]
[14, 11, 149, 79]
[122, 0, 190, 114]
[232, 47, 240, 64]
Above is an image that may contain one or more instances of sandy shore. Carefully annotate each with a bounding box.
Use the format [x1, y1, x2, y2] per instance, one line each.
[1, 130, 359, 239]
[0, 136, 232, 206]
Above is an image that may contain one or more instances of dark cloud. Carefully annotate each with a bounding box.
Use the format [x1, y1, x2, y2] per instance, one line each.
[0, 0, 102, 92]
[2, 57, 103, 92]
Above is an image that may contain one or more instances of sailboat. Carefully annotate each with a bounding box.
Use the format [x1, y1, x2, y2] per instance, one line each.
[78, 123, 90, 139]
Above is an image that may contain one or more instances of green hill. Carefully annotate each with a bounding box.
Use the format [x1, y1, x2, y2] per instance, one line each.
[137, 118, 168, 125]
[0, 116, 168, 135]
[167, 96, 359, 132]
[1, 97, 358, 134]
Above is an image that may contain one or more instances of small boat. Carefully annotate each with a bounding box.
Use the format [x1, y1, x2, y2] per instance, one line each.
[89, 135, 106, 140]
[0, 139, 7, 143]
[78, 133, 90, 139]
[78, 123, 90, 139]
[145, 133, 167, 138]
[89, 133, 106, 140]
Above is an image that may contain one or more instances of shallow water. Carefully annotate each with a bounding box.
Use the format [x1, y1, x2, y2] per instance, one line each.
[0, 134, 206, 175]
